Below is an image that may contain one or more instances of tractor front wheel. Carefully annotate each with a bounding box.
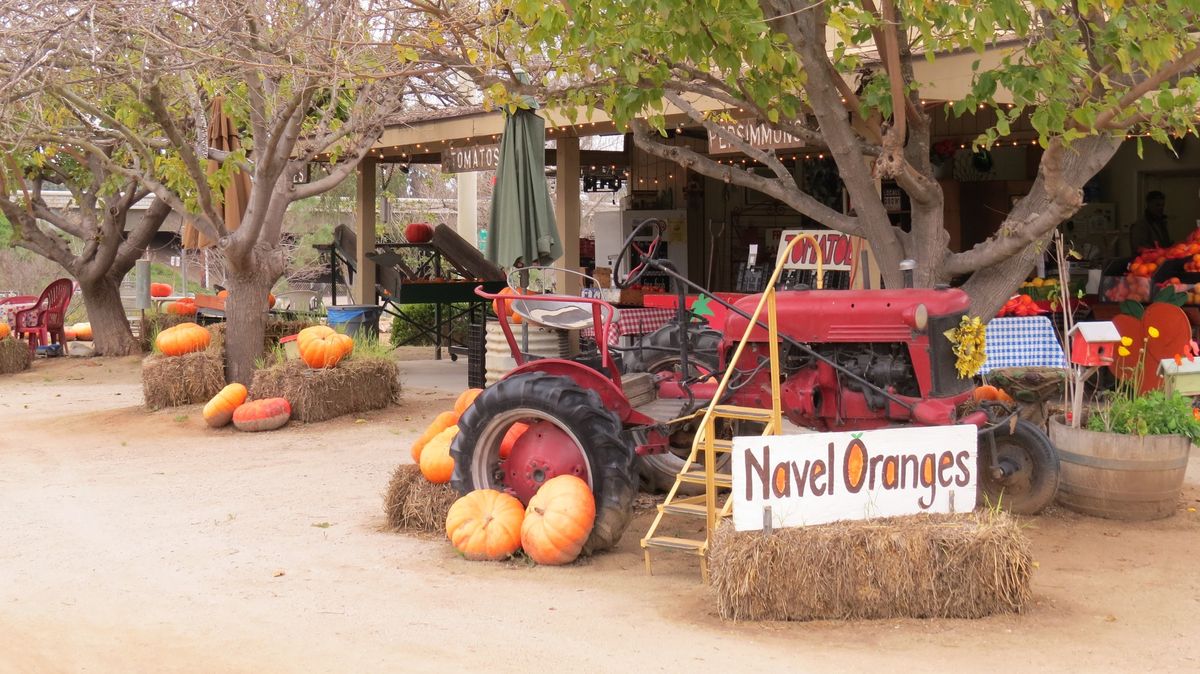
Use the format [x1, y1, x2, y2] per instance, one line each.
[977, 418, 1060, 515]
[451, 372, 637, 555]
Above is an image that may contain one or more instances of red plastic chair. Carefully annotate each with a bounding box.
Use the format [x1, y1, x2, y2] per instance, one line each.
[15, 278, 74, 354]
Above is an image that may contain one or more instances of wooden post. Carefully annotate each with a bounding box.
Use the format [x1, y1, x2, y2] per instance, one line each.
[555, 135, 581, 354]
[353, 157, 377, 305]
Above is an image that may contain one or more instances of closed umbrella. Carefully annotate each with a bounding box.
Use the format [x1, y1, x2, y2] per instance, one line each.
[486, 108, 562, 269]
[182, 95, 251, 250]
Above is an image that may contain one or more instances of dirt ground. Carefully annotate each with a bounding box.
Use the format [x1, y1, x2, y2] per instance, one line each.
[2, 357, 1199, 673]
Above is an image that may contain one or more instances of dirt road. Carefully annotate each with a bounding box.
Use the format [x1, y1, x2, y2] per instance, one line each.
[1, 357, 1198, 673]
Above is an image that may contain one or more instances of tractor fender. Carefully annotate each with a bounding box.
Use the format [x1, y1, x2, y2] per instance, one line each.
[502, 359, 636, 423]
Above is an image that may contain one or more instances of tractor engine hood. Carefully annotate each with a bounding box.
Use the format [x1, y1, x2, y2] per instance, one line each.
[724, 288, 971, 343]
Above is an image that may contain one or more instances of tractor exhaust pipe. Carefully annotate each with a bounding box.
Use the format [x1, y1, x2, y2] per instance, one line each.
[899, 259, 916, 288]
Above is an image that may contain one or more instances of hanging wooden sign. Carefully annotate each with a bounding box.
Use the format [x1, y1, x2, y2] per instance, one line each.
[707, 119, 805, 155]
[442, 144, 501, 173]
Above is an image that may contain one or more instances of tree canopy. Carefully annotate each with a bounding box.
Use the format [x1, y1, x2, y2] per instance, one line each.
[430, 0, 1200, 313]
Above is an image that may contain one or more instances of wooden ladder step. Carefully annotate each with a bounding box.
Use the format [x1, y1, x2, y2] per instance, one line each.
[679, 470, 732, 488]
[642, 536, 705, 553]
[661, 501, 706, 517]
[713, 404, 774, 423]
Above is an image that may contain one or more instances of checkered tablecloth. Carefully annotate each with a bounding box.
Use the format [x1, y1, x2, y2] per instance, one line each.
[980, 316, 1067, 374]
[582, 307, 677, 347]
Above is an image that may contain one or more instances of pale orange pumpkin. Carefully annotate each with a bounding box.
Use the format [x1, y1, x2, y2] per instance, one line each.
[972, 385, 1014, 403]
[410, 410, 459, 462]
[297, 325, 353, 368]
[454, 388, 483, 416]
[155, 322, 211, 356]
[0, 322, 9, 340]
[165, 299, 197, 315]
[203, 383, 248, 428]
[445, 489, 525, 561]
[232, 398, 291, 432]
[71, 322, 92, 341]
[520, 475, 595, 565]
[419, 425, 458, 483]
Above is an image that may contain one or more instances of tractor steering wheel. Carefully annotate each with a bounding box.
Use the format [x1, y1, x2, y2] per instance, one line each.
[614, 219, 665, 289]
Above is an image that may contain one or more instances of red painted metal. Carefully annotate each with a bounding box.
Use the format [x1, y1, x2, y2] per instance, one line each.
[503, 420, 590, 504]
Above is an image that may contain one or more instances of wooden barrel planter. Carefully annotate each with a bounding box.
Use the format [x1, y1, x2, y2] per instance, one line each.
[1048, 416, 1191, 521]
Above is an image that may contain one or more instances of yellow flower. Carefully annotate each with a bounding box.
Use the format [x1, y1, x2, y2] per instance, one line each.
[1148, 326, 1160, 338]
[1120, 336, 1133, 347]
[1118, 346, 1131, 357]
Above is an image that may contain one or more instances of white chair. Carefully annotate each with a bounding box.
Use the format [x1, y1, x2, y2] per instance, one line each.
[274, 290, 320, 312]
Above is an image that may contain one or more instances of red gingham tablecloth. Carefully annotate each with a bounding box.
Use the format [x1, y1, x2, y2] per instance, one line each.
[582, 307, 677, 346]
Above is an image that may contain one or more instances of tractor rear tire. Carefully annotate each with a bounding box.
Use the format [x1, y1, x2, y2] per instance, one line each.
[451, 372, 637, 555]
[977, 418, 1060, 515]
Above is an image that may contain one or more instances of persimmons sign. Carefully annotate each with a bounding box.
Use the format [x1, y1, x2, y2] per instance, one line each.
[731, 426, 977, 531]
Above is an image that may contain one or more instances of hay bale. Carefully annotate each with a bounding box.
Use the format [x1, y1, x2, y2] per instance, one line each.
[249, 357, 399, 423]
[0, 338, 32, 375]
[383, 464, 457, 534]
[141, 325, 225, 410]
[709, 512, 1032, 621]
[264, 319, 317, 346]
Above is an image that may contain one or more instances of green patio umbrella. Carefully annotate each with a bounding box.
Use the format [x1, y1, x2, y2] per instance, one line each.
[487, 108, 562, 269]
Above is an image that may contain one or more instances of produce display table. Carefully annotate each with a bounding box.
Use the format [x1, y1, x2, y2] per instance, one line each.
[642, 292, 749, 331]
[581, 307, 676, 347]
[980, 316, 1068, 374]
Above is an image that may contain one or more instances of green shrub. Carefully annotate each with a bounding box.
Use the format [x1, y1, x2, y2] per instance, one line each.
[1087, 390, 1200, 442]
[389, 303, 471, 347]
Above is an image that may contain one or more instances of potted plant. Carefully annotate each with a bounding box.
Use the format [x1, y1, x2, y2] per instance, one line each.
[1051, 286, 1197, 520]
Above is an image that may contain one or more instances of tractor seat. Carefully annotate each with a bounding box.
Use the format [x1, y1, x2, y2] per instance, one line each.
[510, 296, 613, 331]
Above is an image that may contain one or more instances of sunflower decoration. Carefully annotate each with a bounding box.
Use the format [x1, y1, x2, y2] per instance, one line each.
[944, 315, 988, 378]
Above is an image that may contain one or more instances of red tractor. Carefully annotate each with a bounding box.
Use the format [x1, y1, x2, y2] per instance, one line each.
[451, 222, 1060, 554]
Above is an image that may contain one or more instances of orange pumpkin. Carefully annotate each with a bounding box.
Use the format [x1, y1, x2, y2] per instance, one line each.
[520, 475, 595, 565]
[217, 290, 229, 299]
[267, 292, 276, 309]
[0, 322, 10, 340]
[71, 322, 92, 341]
[165, 300, 197, 315]
[419, 425, 458, 483]
[405, 222, 434, 243]
[454, 388, 483, 416]
[150, 282, 172, 298]
[203, 383, 248, 428]
[232, 397, 291, 432]
[62, 327, 76, 341]
[973, 385, 1014, 403]
[155, 322, 211, 356]
[499, 422, 529, 460]
[445, 489, 525, 561]
[297, 325, 354, 368]
[411, 410, 460, 462]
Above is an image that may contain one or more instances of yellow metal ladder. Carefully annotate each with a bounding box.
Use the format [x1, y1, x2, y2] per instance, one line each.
[640, 233, 822, 582]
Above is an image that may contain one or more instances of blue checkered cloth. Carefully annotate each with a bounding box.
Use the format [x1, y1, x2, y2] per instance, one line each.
[980, 316, 1067, 374]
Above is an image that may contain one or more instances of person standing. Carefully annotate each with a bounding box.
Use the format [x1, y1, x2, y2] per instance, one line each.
[1129, 190, 1172, 252]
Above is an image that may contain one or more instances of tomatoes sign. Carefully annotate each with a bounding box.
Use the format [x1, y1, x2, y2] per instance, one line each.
[776, 229, 864, 272]
[731, 426, 977, 531]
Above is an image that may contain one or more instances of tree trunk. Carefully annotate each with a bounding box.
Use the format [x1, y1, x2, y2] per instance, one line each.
[223, 261, 278, 385]
[78, 276, 140, 356]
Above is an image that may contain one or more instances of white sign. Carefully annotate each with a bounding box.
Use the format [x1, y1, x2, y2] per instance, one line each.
[707, 119, 805, 155]
[731, 425, 977, 531]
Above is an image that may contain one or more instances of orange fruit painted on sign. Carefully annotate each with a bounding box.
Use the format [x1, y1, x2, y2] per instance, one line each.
[845, 438, 867, 492]
[884, 457, 897, 489]
[773, 465, 788, 495]
[922, 455, 935, 485]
